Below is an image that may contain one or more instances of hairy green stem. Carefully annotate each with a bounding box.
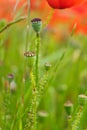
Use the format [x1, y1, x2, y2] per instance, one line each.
[72, 107, 83, 130]
[32, 87, 37, 130]
[67, 116, 72, 130]
[35, 33, 40, 89]
[31, 33, 40, 130]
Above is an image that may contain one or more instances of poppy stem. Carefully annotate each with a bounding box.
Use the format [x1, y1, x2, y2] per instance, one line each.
[25, 0, 31, 52]
[0, 16, 27, 34]
[32, 32, 40, 130]
[35, 33, 40, 89]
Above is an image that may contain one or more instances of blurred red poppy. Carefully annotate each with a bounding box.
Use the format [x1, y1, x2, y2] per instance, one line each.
[43, 0, 87, 34]
[0, 0, 39, 21]
[0, 0, 26, 21]
[0, 0, 87, 34]
[47, 0, 87, 9]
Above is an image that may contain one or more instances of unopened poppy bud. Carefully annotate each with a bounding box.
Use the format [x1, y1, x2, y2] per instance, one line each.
[64, 101, 73, 116]
[31, 18, 42, 33]
[7, 74, 14, 83]
[44, 62, 51, 71]
[78, 94, 87, 106]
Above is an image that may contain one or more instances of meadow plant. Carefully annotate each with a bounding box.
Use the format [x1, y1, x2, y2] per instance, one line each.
[0, 0, 87, 130]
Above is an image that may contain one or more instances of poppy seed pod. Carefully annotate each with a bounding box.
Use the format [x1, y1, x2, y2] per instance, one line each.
[31, 18, 42, 33]
[64, 101, 73, 116]
[24, 51, 36, 57]
[44, 62, 51, 71]
[78, 94, 87, 106]
[7, 74, 14, 83]
[47, 0, 86, 9]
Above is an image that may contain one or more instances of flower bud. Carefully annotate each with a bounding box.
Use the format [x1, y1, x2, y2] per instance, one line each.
[44, 62, 51, 71]
[7, 73, 14, 83]
[64, 101, 73, 116]
[78, 94, 87, 106]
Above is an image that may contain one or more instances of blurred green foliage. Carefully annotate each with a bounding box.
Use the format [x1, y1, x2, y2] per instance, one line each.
[0, 19, 87, 130]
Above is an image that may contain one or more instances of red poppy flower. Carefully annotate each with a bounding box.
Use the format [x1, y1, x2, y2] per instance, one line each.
[47, 0, 87, 9]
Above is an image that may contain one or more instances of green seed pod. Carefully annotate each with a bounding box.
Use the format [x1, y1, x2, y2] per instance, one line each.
[24, 51, 36, 57]
[24, 51, 36, 68]
[64, 101, 73, 116]
[78, 94, 87, 106]
[7, 74, 14, 83]
[44, 62, 51, 71]
[31, 18, 42, 33]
